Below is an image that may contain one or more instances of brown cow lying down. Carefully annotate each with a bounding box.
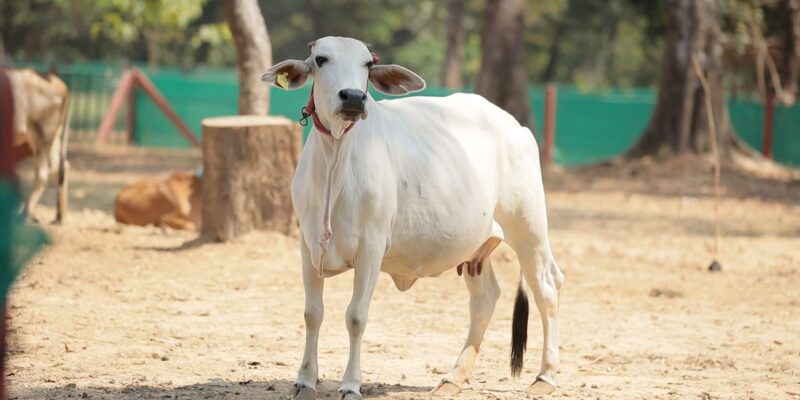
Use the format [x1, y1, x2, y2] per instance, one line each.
[114, 171, 203, 231]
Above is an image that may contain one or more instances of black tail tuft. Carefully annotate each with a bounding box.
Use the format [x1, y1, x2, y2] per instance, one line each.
[510, 283, 529, 378]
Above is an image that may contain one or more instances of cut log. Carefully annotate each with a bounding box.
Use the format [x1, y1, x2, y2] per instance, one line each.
[201, 115, 301, 241]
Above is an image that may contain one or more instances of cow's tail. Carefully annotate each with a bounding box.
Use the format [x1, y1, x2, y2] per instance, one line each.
[56, 92, 70, 186]
[510, 273, 529, 378]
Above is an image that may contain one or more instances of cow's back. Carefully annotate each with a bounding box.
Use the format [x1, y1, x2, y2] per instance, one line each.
[8, 69, 69, 164]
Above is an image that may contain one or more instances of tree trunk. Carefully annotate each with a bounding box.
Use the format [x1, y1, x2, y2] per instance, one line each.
[626, 0, 736, 157]
[201, 116, 301, 241]
[442, 0, 465, 89]
[1, 1, 13, 57]
[306, 0, 323, 40]
[145, 32, 160, 72]
[224, 0, 272, 116]
[476, 0, 533, 130]
[540, 21, 566, 82]
[779, 0, 800, 103]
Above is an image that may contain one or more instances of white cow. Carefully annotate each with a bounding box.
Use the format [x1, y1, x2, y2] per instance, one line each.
[262, 37, 564, 400]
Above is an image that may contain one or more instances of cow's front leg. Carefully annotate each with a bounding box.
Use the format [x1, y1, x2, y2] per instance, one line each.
[338, 247, 382, 400]
[294, 240, 325, 400]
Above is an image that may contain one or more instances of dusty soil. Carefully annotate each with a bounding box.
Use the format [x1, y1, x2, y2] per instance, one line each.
[7, 145, 800, 399]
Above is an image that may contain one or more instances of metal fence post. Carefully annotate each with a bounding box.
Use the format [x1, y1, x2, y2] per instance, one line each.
[763, 92, 774, 159]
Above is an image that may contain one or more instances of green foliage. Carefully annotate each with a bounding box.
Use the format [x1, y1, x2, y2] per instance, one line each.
[91, 0, 206, 41]
[263, 0, 450, 81]
[90, 0, 208, 68]
[0, 0, 788, 92]
[0, 0, 108, 61]
[526, 0, 665, 89]
[189, 22, 235, 67]
[1, 0, 231, 68]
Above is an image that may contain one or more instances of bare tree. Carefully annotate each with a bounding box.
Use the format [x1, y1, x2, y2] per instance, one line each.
[442, 0, 465, 88]
[144, 32, 160, 72]
[224, 0, 272, 116]
[476, 0, 532, 129]
[539, 20, 567, 83]
[627, 0, 744, 158]
[778, 0, 800, 103]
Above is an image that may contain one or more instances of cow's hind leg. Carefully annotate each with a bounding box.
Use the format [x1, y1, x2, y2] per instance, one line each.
[55, 159, 69, 224]
[498, 193, 564, 394]
[432, 258, 500, 396]
[294, 239, 325, 400]
[519, 244, 563, 394]
[22, 150, 50, 221]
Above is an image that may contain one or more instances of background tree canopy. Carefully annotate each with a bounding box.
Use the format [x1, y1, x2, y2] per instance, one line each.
[0, 0, 792, 95]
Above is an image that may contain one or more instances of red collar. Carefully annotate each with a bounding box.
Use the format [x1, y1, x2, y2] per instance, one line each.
[302, 84, 355, 136]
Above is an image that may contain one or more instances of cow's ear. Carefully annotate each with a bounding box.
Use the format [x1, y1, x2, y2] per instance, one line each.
[262, 59, 311, 90]
[369, 65, 426, 95]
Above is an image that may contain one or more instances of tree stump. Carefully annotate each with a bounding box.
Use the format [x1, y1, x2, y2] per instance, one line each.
[201, 115, 301, 241]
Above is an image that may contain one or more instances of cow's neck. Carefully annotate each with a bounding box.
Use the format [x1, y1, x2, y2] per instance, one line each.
[310, 98, 377, 277]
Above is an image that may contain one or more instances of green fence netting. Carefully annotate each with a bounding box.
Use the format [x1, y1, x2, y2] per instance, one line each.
[0, 182, 49, 300]
[131, 71, 800, 167]
[10, 62, 127, 143]
[15, 62, 798, 166]
[529, 87, 657, 166]
[729, 98, 800, 163]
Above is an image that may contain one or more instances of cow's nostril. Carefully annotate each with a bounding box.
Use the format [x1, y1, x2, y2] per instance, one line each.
[360, 93, 367, 101]
[338, 90, 348, 100]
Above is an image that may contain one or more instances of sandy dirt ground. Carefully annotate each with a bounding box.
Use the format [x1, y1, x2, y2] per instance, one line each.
[6, 145, 800, 400]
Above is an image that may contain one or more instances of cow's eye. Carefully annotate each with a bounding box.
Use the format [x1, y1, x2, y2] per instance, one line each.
[315, 56, 328, 67]
[366, 61, 374, 69]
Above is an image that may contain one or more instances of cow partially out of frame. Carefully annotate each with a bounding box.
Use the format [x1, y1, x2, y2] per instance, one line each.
[8, 68, 70, 223]
[262, 37, 564, 399]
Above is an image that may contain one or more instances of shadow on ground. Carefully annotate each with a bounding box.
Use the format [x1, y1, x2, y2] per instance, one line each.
[553, 156, 800, 206]
[11, 379, 432, 400]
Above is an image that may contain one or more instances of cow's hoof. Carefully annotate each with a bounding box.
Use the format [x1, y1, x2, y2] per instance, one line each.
[431, 380, 461, 396]
[526, 376, 556, 395]
[292, 384, 317, 400]
[338, 388, 362, 400]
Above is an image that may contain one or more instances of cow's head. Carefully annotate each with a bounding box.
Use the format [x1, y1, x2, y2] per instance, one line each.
[262, 36, 425, 136]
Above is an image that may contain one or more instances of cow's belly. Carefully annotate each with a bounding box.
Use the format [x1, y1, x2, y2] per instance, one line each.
[380, 231, 489, 278]
[313, 203, 493, 276]
[309, 173, 496, 279]
[381, 189, 495, 278]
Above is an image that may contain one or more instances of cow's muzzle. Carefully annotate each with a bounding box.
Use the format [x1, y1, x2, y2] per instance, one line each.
[338, 89, 367, 120]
